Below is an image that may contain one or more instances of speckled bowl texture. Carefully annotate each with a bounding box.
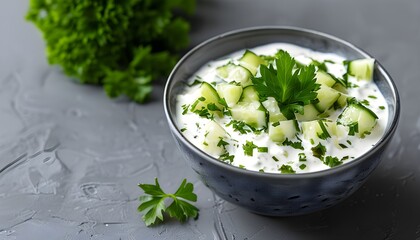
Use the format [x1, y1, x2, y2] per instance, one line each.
[163, 27, 400, 216]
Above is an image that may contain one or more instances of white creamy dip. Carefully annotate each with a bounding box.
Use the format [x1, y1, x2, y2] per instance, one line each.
[176, 43, 388, 173]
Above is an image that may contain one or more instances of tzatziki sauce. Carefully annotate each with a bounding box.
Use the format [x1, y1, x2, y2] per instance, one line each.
[176, 43, 388, 174]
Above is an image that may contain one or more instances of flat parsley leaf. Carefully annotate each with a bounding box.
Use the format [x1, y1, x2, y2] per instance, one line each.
[138, 178, 199, 226]
[252, 50, 319, 119]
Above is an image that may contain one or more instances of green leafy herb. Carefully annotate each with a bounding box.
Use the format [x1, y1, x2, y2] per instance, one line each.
[299, 164, 307, 170]
[217, 138, 229, 149]
[193, 107, 213, 120]
[243, 141, 258, 156]
[317, 120, 331, 140]
[219, 152, 234, 163]
[348, 122, 359, 136]
[379, 106, 385, 110]
[298, 153, 307, 161]
[283, 139, 304, 150]
[279, 164, 296, 174]
[226, 120, 254, 134]
[272, 156, 280, 162]
[338, 143, 348, 149]
[368, 95, 377, 99]
[361, 99, 370, 106]
[258, 147, 269, 153]
[252, 50, 320, 119]
[182, 104, 190, 115]
[138, 178, 199, 226]
[26, 0, 195, 103]
[311, 143, 326, 159]
[323, 156, 343, 167]
[238, 164, 246, 169]
[180, 127, 187, 132]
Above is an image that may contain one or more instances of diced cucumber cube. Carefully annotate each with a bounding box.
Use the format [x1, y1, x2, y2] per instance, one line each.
[240, 85, 260, 102]
[269, 120, 299, 143]
[316, 70, 336, 87]
[203, 121, 227, 155]
[335, 94, 349, 108]
[333, 82, 348, 94]
[295, 104, 320, 121]
[191, 82, 223, 112]
[337, 101, 378, 138]
[348, 58, 375, 81]
[216, 63, 252, 87]
[314, 85, 341, 112]
[301, 119, 333, 144]
[262, 97, 287, 122]
[230, 101, 267, 128]
[216, 83, 243, 107]
[238, 50, 266, 75]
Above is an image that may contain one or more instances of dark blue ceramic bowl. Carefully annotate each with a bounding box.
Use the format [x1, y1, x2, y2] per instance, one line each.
[163, 27, 400, 216]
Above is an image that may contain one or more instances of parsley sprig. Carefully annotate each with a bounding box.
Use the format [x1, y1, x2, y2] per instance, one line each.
[252, 50, 320, 119]
[138, 178, 199, 226]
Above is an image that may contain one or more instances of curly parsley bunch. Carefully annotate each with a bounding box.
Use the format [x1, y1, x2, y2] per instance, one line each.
[26, 0, 195, 102]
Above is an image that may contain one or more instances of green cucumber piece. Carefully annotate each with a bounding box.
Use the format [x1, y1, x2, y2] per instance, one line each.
[262, 97, 287, 122]
[295, 104, 320, 121]
[230, 101, 267, 128]
[301, 119, 333, 144]
[203, 121, 227, 155]
[269, 120, 299, 143]
[216, 83, 243, 107]
[240, 85, 259, 102]
[238, 50, 265, 75]
[191, 82, 223, 112]
[348, 58, 375, 81]
[337, 101, 378, 137]
[335, 94, 349, 108]
[316, 70, 336, 87]
[314, 85, 341, 112]
[216, 63, 252, 87]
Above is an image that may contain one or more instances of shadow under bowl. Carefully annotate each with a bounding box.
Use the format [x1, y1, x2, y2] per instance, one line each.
[163, 26, 400, 216]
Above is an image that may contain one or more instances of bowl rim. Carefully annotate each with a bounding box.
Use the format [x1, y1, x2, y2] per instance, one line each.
[163, 26, 400, 179]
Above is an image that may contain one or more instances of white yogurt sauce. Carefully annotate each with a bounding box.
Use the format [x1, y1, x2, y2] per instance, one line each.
[176, 43, 388, 173]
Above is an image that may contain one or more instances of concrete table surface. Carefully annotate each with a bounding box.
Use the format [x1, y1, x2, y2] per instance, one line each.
[1, 0, 419, 239]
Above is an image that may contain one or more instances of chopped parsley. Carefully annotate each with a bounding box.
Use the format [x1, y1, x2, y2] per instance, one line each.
[298, 153, 307, 161]
[361, 99, 370, 106]
[279, 164, 296, 174]
[323, 156, 343, 167]
[243, 141, 258, 156]
[181, 104, 189, 115]
[238, 164, 246, 169]
[217, 138, 229, 149]
[258, 147, 268, 153]
[338, 143, 348, 149]
[311, 143, 326, 159]
[299, 164, 307, 170]
[379, 106, 385, 110]
[180, 127, 187, 132]
[226, 120, 254, 134]
[282, 139, 304, 150]
[368, 95, 377, 99]
[272, 156, 279, 162]
[219, 152, 234, 163]
[348, 122, 359, 136]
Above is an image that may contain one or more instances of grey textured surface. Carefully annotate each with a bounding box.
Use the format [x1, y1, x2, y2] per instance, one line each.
[0, 0, 419, 239]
